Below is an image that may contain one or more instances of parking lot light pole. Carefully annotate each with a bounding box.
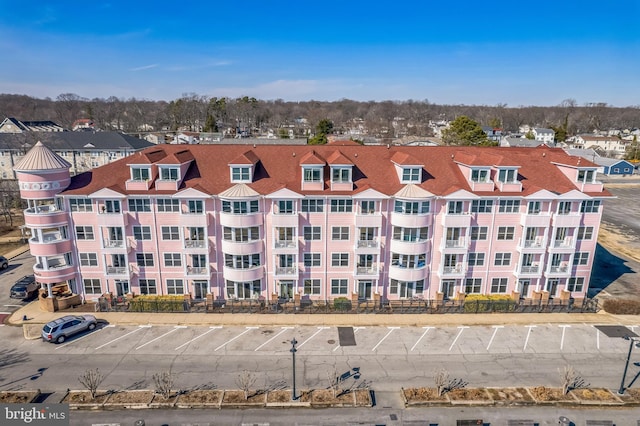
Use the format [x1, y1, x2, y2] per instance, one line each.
[617, 336, 640, 395]
[290, 338, 298, 400]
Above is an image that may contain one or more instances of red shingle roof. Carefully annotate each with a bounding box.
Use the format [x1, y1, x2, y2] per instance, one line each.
[62, 144, 611, 198]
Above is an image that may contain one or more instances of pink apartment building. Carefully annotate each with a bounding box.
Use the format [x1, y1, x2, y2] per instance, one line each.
[14, 141, 611, 309]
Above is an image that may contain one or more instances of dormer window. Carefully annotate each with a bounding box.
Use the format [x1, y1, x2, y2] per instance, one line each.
[160, 167, 179, 181]
[577, 169, 596, 183]
[131, 167, 150, 181]
[401, 167, 421, 183]
[302, 167, 321, 182]
[231, 166, 251, 183]
[470, 169, 490, 183]
[331, 167, 352, 183]
[497, 168, 518, 183]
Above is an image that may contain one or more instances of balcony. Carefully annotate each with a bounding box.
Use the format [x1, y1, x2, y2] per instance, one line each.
[274, 266, 298, 277]
[389, 238, 429, 255]
[547, 264, 571, 277]
[33, 262, 76, 281]
[184, 239, 207, 249]
[550, 237, 576, 251]
[355, 266, 379, 277]
[552, 213, 582, 228]
[180, 213, 209, 227]
[220, 239, 263, 255]
[517, 237, 546, 253]
[390, 213, 432, 228]
[23, 207, 67, 226]
[520, 213, 551, 228]
[515, 264, 542, 277]
[440, 265, 465, 277]
[355, 213, 383, 228]
[29, 237, 72, 256]
[441, 214, 471, 228]
[389, 265, 428, 282]
[270, 213, 299, 227]
[104, 239, 125, 248]
[223, 265, 264, 282]
[355, 238, 380, 254]
[219, 212, 263, 228]
[441, 237, 469, 253]
[186, 266, 209, 276]
[274, 239, 298, 250]
[97, 211, 128, 227]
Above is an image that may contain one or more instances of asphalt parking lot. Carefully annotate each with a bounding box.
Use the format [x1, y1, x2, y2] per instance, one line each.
[22, 323, 640, 356]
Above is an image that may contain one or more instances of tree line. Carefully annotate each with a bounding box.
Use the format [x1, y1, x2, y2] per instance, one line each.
[1, 93, 639, 141]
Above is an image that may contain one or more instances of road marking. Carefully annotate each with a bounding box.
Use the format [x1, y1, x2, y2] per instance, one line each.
[255, 327, 294, 351]
[95, 325, 150, 350]
[449, 326, 469, 352]
[486, 325, 504, 351]
[595, 326, 600, 350]
[333, 327, 365, 352]
[410, 326, 434, 352]
[214, 327, 258, 351]
[3, 305, 22, 308]
[523, 325, 536, 351]
[372, 327, 400, 352]
[559, 325, 571, 351]
[55, 327, 106, 350]
[297, 326, 329, 349]
[135, 326, 186, 350]
[0, 310, 15, 313]
[175, 326, 222, 350]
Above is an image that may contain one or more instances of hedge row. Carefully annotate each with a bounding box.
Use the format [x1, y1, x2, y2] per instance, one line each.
[602, 298, 640, 315]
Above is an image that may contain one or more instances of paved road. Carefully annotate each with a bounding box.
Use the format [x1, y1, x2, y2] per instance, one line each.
[0, 250, 37, 323]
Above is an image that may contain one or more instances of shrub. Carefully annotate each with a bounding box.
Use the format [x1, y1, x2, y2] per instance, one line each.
[333, 297, 352, 311]
[463, 294, 515, 313]
[128, 295, 186, 312]
[602, 298, 640, 315]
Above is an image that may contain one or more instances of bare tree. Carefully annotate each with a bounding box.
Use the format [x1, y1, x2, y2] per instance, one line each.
[326, 367, 341, 398]
[560, 365, 589, 395]
[235, 370, 256, 400]
[433, 368, 449, 397]
[78, 368, 104, 400]
[153, 369, 174, 399]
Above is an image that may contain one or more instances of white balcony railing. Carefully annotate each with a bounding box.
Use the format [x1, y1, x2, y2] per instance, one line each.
[275, 266, 298, 276]
[104, 239, 124, 248]
[184, 239, 206, 248]
[357, 239, 378, 248]
[274, 240, 297, 249]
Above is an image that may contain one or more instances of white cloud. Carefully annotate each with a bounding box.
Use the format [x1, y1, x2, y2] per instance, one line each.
[129, 64, 159, 72]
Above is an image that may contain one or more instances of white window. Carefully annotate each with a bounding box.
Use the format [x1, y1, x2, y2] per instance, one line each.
[580, 200, 600, 213]
[131, 167, 150, 181]
[223, 227, 259, 242]
[330, 199, 353, 212]
[139, 279, 157, 295]
[164, 253, 182, 267]
[402, 167, 421, 183]
[303, 167, 321, 182]
[573, 252, 589, 265]
[577, 226, 593, 240]
[75, 226, 94, 240]
[222, 200, 259, 214]
[136, 253, 154, 267]
[331, 279, 349, 295]
[577, 169, 596, 183]
[491, 278, 508, 293]
[497, 227, 515, 240]
[498, 199, 520, 213]
[391, 253, 426, 268]
[157, 198, 180, 212]
[276, 200, 294, 214]
[567, 277, 585, 292]
[494, 253, 512, 266]
[394, 200, 429, 214]
[497, 169, 517, 183]
[464, 278, 482, 294]
[301, 199, 323, 212]
[304, 279, 321, 295]
[468, 253, 485, 266]
[471, 200, 493, 213]
[389, 279, 424, 298]
[331, 253, 349, 267]
[133, 226, 152, 240]
[128, 199, 151, 212]
[557, 201, 572, 215]
[83, 279, 101, 294]
[103, 200, 121, 213]
[470, 226, 488, 240]
[303, 226, 321, 241]
[304, 253, 321, 267]
[166, 279, 184, 295]
[331, 226, 349, 240]
[527, 201, 541, 214]
[470, 169, 489, 182]
[392, 227, 429, 242]
[447, 201, 464, 214]
[160, 167, 179, 181]
[225, 254, 261, 269]
[331, 167, 351, 183]
[69, 198, 93, 212]
[79, 253, 98, 266]
[231, 166, 251, 182]
[360, 200, 376, 214]
[161, 226, 180, 240]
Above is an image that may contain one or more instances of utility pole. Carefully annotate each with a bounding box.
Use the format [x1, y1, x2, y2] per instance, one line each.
[291, 338, 298, 400]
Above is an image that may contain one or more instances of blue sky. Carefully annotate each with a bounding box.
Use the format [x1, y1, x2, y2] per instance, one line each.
[0, 1, 638, 106]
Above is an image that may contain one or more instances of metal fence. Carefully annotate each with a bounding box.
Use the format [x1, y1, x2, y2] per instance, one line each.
[97, 297, 599, 315]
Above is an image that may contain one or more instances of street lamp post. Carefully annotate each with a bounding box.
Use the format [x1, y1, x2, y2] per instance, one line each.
[290, 338, 298, 400]
[617, 336, 640, 395]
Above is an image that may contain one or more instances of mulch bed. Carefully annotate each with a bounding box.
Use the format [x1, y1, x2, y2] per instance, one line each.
[486, 387, 534, 404]
[266, 390, 292, 403]
[570, 388, 622, 403]
[528, 386, 576, 403]
[403, 387, 448, 403]
[62, 390, 110, 404]
[222, 390, 265, 404]
[177, 390, 223, 404]
[447, 388, 492, 401]
[105, 390, 154, 404]
[0, 391, 40, 403]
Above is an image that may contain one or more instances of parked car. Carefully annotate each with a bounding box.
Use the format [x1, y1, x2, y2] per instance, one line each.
[10, 275, 38, 299]
[0, 255, 8, 270]
[41, 315, 97, 343]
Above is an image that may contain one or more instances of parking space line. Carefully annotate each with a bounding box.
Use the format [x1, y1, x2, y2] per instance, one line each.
[255, 327, 294, 351]
[297, 326, 330, 349]
[410, 326, 434, 352]
[333, 327, 364, 352]
[95, 325, 150, 350]
[3, 305, 22, 308]
[54, 327, 106, 350]
[523, 325, 536, 351]
[175, 326, 222, 350]
[371, 327, 400, 352]
[559, 325, 571, 351]
[486, 325, 504, 351]
[214, 327, 259, 351]
[135, 326, 186, 350]
[594, 325, 600, 350]
[449, 326, 469, 352]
